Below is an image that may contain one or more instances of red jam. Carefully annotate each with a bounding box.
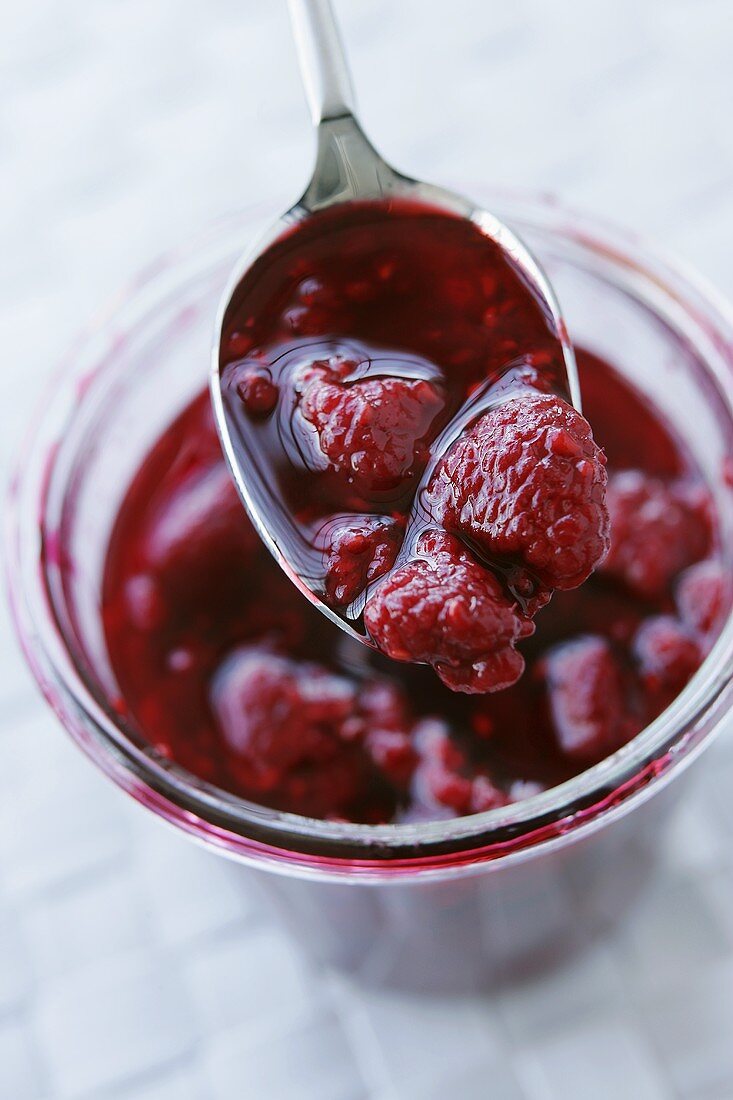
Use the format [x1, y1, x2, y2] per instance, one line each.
[102, 349, 727, 823]
[219, 200, 609, 692]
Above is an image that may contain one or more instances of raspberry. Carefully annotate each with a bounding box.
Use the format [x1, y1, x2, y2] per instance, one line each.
[211, 648, 355, 777]
[676, 559, 730, 640]
[364, 530, 534, 694]
[469, 774, 507, 812]
[632, 616, 701, 701]
[210, 648, 369, 817]
[411, 720, 473, 813]
[323, 517, 402, 605]
[226, 329, 254, 358]
[357, 679, 418, 788]
[365, 728, 418, 787]
[143, 464, 256, 595]
[235, 364, 279, 416]
[358, 678, 411, 732]
[426, 768, 474, 813]
[601, 471, 711, 598]
[210, 650, 423, 815]
[297, 356, 443, 494]
[411, 720, 507, 815]
[507, 779, 546, 802]
[296, 275, 335, 308]
[282, 304, 332, 336]
[436, 649, 530, 694]
[427, 393, 609, 590]
[544, 636, 634, 762]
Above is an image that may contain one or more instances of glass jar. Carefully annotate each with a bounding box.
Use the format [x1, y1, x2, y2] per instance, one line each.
[8, 191, 733, 991]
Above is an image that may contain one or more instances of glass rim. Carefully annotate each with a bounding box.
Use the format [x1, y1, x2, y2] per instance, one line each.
[7, 188, 733, 879]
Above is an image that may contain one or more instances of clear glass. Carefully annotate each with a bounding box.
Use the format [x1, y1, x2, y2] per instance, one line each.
[7, 191, 733, 989]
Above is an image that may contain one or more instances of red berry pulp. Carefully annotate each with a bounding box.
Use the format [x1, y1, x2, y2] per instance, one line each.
[102, 348, 725, 823]
[219, 199, 609, 690]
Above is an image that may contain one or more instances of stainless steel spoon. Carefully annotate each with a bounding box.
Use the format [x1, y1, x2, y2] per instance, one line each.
[211, 0, 580, 643]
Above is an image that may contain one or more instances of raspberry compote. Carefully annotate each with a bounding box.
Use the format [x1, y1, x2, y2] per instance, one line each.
[103, 348, 727, 823]
[219, 200, 609, 692]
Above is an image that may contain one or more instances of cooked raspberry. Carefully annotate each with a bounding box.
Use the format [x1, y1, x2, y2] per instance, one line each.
[544, 636, 634, 762]
[676, 559, 730, 640]
[211, 648, 354, 776]
[354, 679, 418, 788]
[410, 720, 507, 815]
[601, 471, 711, 599]
[507, 779, 546, 803]
[426, 767, 474, 813]
[210, 648, 372, 817]
[500, 568, 553, 618]
[226, 329, 254, 358]
[296, 275, 336, 308]
[411, 720, 473, 813]
[414, 718, 465, 769]
[235, 364, 279, 416]
[298, 357, 443, 493]
[427, 393, 609, 590]
[209, 651, 422, 815]
[143, 465, 256, 594]
[365, 729, 418, 788]
[282, 304, 332, 336]
[436, 648, 529, 694]
[324, 517, 402, 605]
[364, 531, 533, 694]
[358, 678, 411, 732]
[469, 774, 507, 813]
[632, 616, 701, 700]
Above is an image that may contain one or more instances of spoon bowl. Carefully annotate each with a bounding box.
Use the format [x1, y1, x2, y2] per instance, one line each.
[211, 0, 579, 644]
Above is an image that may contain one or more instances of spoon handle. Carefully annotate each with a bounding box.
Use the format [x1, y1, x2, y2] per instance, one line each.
[288, 0, 356, 125]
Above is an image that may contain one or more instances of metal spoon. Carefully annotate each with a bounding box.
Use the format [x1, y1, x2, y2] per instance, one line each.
[211, 0, 580, 643]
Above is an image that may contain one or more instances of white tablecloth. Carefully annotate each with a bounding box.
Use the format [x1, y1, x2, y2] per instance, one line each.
[4, 1, 733, 1096]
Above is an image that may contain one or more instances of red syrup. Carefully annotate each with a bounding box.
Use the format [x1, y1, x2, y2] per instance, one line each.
[102, 348, 727, 823]
[218, 200, 609, 691]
